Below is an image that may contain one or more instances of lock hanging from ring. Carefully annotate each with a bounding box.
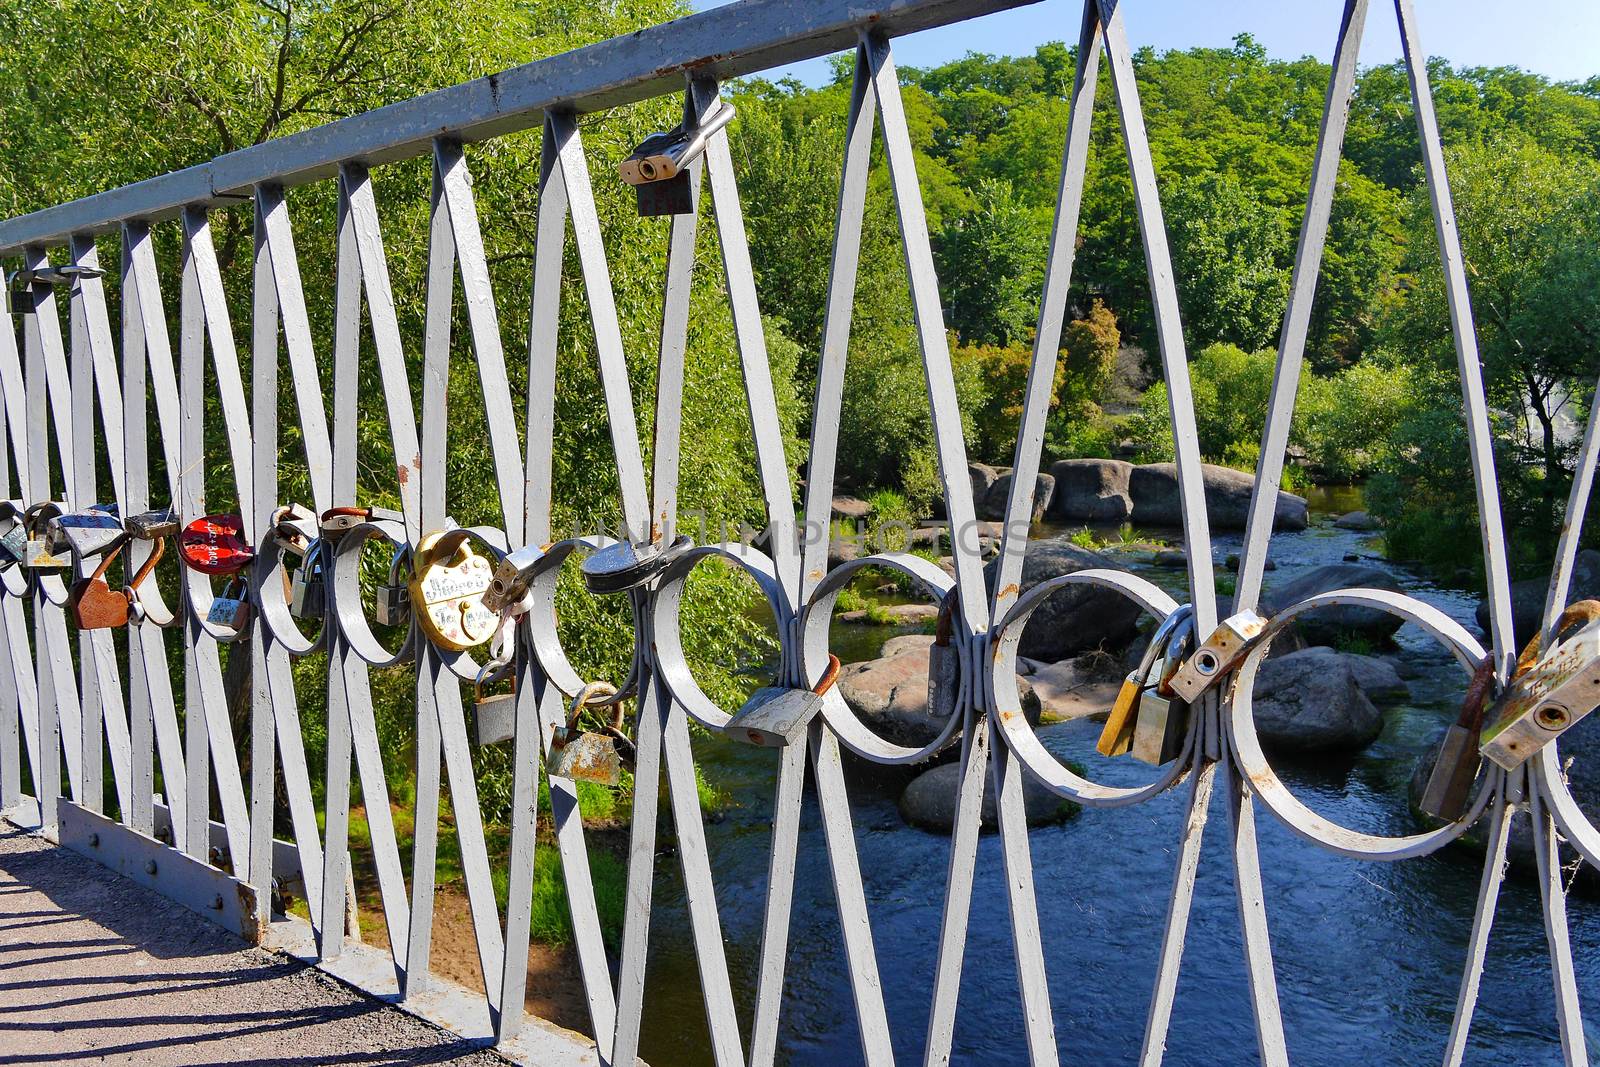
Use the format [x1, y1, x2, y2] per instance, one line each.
[548, 682, 633, 785]
[580, 533, 692, 596]
[179, 514, 254, 576]
[725, 654, 842, 748]
[20, 502, 70, 570]
[1479, 601, 1600, 770]
[0, 513, 25, 569]
[376, 544, 413, 628]
[289, 542, 327, 620]
[45, 504, 124, 559]
[473, 659, 517, 746]
[1098, 606, 1193, 759]
[408, 529, 496, 651]
[70, 536, 164, 630]
[206, 576, 252, 631]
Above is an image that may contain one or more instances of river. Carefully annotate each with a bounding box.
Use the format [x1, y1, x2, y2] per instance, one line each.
[633, 489, 1600, 1065]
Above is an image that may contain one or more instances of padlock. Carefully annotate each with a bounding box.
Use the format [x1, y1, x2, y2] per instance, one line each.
[179, 514, 254, 575]
[0, 521, 25, 568]
[548, 682, 633, 785]
[724, 654, 841, 748]
[580, 533, 692, 595]
[1419, 656, 1498, 820]
[927, 595, 960, 725]
[375, 545, 412, 627]
[473, 659, 517, 746]
[319, 506, 369, 541]
[483, 543, 547, 615]
[1167, 608, 1268, 702]
[20, 502, 69, 570]
[1097, 606, 1192, 758]
[46, 504, 124, 559]
[271, 503, 318, 557]
[206, 577, 252, 631]
[1480, 601, 1600, 770]
[618, 100, 736, 185]
[289, 544, 326, 619]
[70, 545, 130, 630]
[126, 506, 180, 541]
[1131, 657, 1191, 768]
[408, 530, 496, 651]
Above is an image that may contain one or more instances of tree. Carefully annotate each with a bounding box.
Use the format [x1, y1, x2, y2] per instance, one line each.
[1164, 172, 1292, 352]
[936, 178, 1050, 346]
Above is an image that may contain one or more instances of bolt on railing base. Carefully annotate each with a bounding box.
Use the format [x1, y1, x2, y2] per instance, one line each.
[53, 799, 265, 943]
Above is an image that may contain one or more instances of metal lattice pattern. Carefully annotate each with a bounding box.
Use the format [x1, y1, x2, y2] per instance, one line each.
[0, 1, 1594, 1063]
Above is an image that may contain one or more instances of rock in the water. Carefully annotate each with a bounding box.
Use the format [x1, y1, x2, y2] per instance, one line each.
[879, 633, 935, 658]
[1334, 510, 1379, 531]
[838, 602, 939, 625]
[1476, 548, 1600, 647]
[831, 495, 872, 520]
[837, 643, 1040, 753]
[898, 761, 1079, 833]
[1246, 649, 1383, 752]
[980, 471, 1055, 524]
[1128, 462, 1308, 531]
[1225, 552, 1275, 572]
[1047, 458, 1133, 523]
[1153, 549, 1187, 569]
[1260, 647, 1407, 703]
[828, 537, 861, 570]
[983, 541, 1144, 660]
[1260, 563, 1406, 645]
[1025, 659, 1122, 720]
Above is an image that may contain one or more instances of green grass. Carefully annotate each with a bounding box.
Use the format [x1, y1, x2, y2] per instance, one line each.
[1329, 629, 1377, 656]
[489, 843, 629, 949]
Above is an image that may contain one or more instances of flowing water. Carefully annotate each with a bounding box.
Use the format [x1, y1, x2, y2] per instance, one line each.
[635, 492, 1600, 1065]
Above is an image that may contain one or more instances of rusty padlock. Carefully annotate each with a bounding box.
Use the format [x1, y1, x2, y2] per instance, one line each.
[1419, 655, 1498, 821]
[1480, 601, 1600, 769]
[724, 655, 841, 748]
[548, 682, 632, 785]
[1167, 608, 1268, 703]
[70, 537, 165, 630]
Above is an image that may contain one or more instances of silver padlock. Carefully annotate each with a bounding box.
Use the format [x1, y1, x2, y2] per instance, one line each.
[473, 659, 517, 746]
[1132, 625, 1194, 766]
[580, 534, 692, 595]
[22, 536, 70, 570]
[126, 506, 180, 541]
[1481, 607, 1600, 769]
[46, 505, 124, 559]
[483, 543, 547, 615]
[1168, 608, 1268, 702]
[206, 577, 252, 631]
[0, 521, 25, 568]
[548, 682, 631, 785]
[289, 545, 326, 619]
[724, 655, 840, 748]
[376, 545, 412, 627]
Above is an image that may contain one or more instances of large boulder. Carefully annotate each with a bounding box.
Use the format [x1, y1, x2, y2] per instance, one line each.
[1246, 648, 1384, 753]
[1047, 459, 1133, 523]
[1334, 510, 1379, 531]
[1260, 563, 1406, 646]
[837, 643, 1040, 754]
[982, 541, 1144, 661]
[1476, 548, 1600, 648]
[979, 471, 1055, 524]
[1127, 463, 1308, 531]
[1257, 647, 1407, 703]
[899, 761, 1079, 833]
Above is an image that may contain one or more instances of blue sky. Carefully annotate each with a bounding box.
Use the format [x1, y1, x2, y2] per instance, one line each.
[693, 1, 1600, 86]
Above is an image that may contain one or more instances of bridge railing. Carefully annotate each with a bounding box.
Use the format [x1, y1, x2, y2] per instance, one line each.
[0, 1, 1595, 1064]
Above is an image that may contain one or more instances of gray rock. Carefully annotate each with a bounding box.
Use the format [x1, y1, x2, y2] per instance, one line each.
[1260, 563, 1406, 645]
[1248, 649, 1384, 752]
[1264, 647, 1407, 703]
[837, 643, 1040, 753]
[879, 633, 935, 658]
[983, 541, 1144, 660]
[1476, 548, 1600, 647]
[828, 537, 861, 570]
[1128, 463, 1308, 531]
[980, 472, 1055, 524]
[831, 496, 872, 520]
[1334, 510, 1379, 531]
[1047, 459, 1134, 523]
[1153, 549, 1187, 569]
[838, 603, 939, 625]
[1225, 552, 1275, 572]
[969, 463, 1001, 502]
[898, 761, 1079, 833]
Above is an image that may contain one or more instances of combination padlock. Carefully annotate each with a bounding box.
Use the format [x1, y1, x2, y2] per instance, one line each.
[724, 654, 841, 748]
[289, 543, 326, 619]
[206, 577, 252, 631]
[179, 514, 254, 575]
[580, 534, 692, 595]
[408, 530, 496, 651]
[1480, 600, 1600, 770]
[548, 682, 632, 785]
[473, 659, 517, 746]
[45, 504, 124, 559]
[69, 537, 164, 631]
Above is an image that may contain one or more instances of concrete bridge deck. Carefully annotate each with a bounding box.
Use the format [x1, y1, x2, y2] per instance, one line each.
[0, 825, 514, 1067]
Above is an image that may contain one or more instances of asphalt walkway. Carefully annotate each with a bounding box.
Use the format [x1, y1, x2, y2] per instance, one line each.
[0, 824, 513, 1066]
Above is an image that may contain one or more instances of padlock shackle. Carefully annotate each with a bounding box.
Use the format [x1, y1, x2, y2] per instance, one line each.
[566, 680, 621, 733]
[87, 541, 124, 584]
[812, 653, 841, 697]
[125, 534, 165, 593]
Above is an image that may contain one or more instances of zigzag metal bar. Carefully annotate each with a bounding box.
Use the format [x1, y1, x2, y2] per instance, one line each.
[1531, 778, 1589, 1066]
[1442, 778, 1513, 1066]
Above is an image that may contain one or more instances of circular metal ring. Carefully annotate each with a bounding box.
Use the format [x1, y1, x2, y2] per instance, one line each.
[1531, 731, 1600, 869]
[652, 541, 789, 731]
[127, 538, 180, 629]
[253, 532, 324, 656]
[523, 536, 643, 704]
[326, 518, 414, 670]
[988, 567, 1190, 807]
[799, 552, 961, 766]
[182, 563, 251, 643]
[1228, 587, 1496, 860]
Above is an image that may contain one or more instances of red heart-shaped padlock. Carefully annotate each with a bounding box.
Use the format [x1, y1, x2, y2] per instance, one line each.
[178, 514, 254, 575]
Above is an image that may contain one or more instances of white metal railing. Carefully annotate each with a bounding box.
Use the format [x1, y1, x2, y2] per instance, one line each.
[0, 1, 1595, 1064]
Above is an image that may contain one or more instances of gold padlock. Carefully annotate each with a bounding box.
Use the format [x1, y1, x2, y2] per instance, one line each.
[408, 529, 496, 652]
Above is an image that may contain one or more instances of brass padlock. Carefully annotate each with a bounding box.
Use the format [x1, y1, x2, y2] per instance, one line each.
[289, 543, 326, 620]
[408, 530, 496, 651]
[724, 655, 841, 748]
[1480, 602, 1600, 770]
[473, 659, 517, 746]
[1098, 606, 1192, 758]
[1168, 608, 1267, 703]
[1419, 656, 1498, 820]
[206, 577, 252, 631]
[46, 505, 123, 558]
[20, 503, 69, 570]
[548, 682, 633, 784]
